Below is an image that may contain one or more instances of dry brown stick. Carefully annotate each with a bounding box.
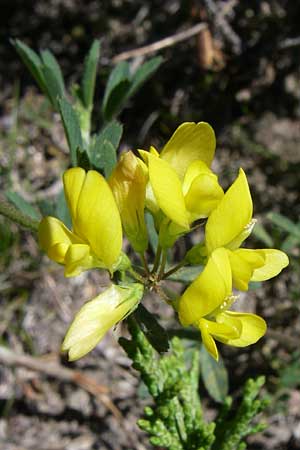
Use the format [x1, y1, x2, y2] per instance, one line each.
[0, 346, 122, 419]
[112, 22, 207, 62]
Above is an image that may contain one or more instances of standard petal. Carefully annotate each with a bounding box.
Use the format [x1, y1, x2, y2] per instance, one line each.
[251, 249, 289, 281]
[109, 151, 148, 253]
[62, 283, 143, 360]
[63, 167, 86, 229]
[75, 170, 122, 270]
[178, 248, 232, 326]
[38, 216, 83, 263]
[205, 168, 253, 253]
[160, 122, 216, 180]
[228, 248, 265, 291]
[147, 153, 189, 229]
[219, 311, 267, 347]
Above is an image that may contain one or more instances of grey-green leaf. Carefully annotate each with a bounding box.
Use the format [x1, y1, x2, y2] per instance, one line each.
[58, 97, 83, 166]
[168, 265, 202, 283]
[55, 189, 72, 229]
[89, 120, 123, 177]
[6, 191, 41, 221]
[268, 212, 300, 238]
[128, 56, 163, 98]
[41, 49, 65, 105]
[81, 40, 100, 109]
[200, 344, 229, 403]
[102, 61, 130, 120]
[12, 39, 47, 96]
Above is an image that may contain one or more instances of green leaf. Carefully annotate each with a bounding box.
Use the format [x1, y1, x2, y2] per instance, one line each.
[41, 50, 65, 94]
[102, 61, 130, 120]
[55, 189, 72, 229]
[127, 56, 163, 98]
[81, 40, 100, 109]
[200, 344, 228, 403]
[89, 120, 123, 177]
[58, 97, 83, 166]
[168, 265, 202, 283]
[267, 212, 300, 238]
[6, 191, 41, 221]
[134, 304, 169, 354]
[282, 234, 300, 253]
[76, 148, 91, 171]
[12, 39, 47, 96]
[252, 222, 274, 247]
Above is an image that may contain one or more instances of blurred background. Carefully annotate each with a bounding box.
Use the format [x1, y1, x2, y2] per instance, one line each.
[0, 1, 300, 449]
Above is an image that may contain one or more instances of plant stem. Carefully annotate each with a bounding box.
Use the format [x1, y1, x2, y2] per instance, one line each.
[140, 252, 150, 276]
[158, 249, 167, 280]
[0, 197, 39, 232]
[152, 244, 162, 274]
[128, 267, 145, 284]
[162, 260, 186, 280]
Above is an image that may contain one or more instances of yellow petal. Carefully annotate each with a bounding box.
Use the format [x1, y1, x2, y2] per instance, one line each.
[147, 153, 189, 229]
[227, 249, 265, 291]
[199, 317, 240, 340]
[198, 319, 219, 360]
[178, 248, 232, 326]
[75, 170, 123, 270]
[218, 311, 267, 347]
[160, 122, 216, 180]
[63, 167, 86, 230]
[251, 249, 289, 281]
[62, 283, 143, 360]
[38, 216, 83, 263]
[183, 161, 224, 221]
[109, 151, 148, 253]
[205, 168, 253, 254]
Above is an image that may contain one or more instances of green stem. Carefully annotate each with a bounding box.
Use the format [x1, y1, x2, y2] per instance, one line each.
[128, 267, 145, 284]
[162, 260, 186, 280]
[0, 197, 39, 232]
[140, 252, 150, 276]
[158, 249, 167, 280]
[152, 244, 162, 274]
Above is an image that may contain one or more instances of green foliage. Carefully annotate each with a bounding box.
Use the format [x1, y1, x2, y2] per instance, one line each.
[58, 97, 83, 166]
[120, 318, 267, 450]
[267, 212, 300, 253]
[199, 345, 228, 403]
[89, 120, 123, 177]
[6, 191, 41, 221]
[102, 56, 163, 121]
[80, 40, 101, 109]
[134, 304, 170, 354]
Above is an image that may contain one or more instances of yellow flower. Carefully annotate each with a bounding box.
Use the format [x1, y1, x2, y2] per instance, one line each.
[109, 151, 148, 253]
[38, 168, 123, 277]
[139, 122, 223, 247]
[178, 248, 267, 360]
[62, 283, 143, 360]
[204, 168, 289, 290]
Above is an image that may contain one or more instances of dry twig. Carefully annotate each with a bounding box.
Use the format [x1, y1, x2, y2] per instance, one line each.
[0, 345, 122, 419]
[112, 22, 207, 62]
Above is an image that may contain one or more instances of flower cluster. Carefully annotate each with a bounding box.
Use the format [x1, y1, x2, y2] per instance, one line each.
[38, 122, 288, 360]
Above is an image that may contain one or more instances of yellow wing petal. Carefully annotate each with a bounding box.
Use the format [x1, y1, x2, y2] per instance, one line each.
[178, 248, 232, 326]
[63, 167, 86, 231]
[251, 249, 289, 281]
[227, 249, 265, 291]
[38, 216, 83, 263]
[148, 153, 189, 229]
[205, 168, 253, 253]
[160, 122, 216, 180]
[75, 170, 123, 270]
[62, 284, 143, 360]
[198, 319, 219, 360]
[219, 311, 267, 347]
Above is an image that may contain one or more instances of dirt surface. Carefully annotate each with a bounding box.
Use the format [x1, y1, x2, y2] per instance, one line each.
[1, 1, 300, 449]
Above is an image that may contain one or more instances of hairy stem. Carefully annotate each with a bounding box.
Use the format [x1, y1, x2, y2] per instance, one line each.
[0, 197, 39, 232]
